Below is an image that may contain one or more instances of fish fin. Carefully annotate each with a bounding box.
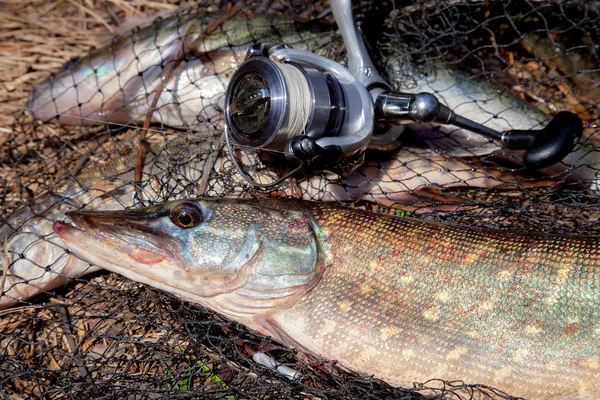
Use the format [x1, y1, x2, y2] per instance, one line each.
[261, 317, 315, 355]
[260, 316, 362, 380]
[90, 91, 136, 125]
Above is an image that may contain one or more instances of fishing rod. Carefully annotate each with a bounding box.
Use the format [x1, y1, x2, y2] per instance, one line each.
[223, 0, 583, 187]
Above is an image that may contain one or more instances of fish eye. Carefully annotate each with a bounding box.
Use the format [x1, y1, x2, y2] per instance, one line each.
[169, 202, 203, 229]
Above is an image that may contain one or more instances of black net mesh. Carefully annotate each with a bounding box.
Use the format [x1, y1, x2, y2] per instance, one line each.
[0, 0, 598, 398]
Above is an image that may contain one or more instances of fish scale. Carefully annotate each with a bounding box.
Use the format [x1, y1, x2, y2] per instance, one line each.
[52, 198, 599, 399]
[271, 202, 599, 399]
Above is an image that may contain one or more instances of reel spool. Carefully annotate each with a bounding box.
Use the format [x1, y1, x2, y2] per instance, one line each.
[225, 55, 345, 160]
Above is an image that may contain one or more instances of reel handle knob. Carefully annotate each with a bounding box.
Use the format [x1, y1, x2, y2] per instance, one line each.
[502, 111, 583, 169]
[376, 90, 583, 170]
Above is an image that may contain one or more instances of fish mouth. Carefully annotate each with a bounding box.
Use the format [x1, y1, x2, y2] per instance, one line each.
[53, 208, 175, 266]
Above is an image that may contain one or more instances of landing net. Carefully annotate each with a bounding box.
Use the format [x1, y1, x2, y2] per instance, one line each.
[0, 1, 598, 398]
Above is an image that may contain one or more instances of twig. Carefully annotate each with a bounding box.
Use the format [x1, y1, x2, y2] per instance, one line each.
[288, 177, 300, 198]
[202, 3, 241, 36]
[133, 57, 179, 200]
[199, 132, 226, 195]
[66, 0, 118, 34]
[106, 0, 140, 17]
[58, 305, 94, 384]
[133, 3, 241, 199]
[0, 239, 9, 302]
[104, 3, 122, 26]
[0, 305, 45, 318]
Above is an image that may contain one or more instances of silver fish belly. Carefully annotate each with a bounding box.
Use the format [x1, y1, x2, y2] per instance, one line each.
[26, 9, 333, 129]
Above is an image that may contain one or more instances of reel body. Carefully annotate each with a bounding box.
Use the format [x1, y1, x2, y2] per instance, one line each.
[225, 44, 375, 173]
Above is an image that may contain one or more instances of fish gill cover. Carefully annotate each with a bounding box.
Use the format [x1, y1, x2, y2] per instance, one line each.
[0, 0, 598, 399]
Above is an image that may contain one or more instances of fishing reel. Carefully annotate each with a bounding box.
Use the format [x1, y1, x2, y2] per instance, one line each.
[224, 0, 583, 187]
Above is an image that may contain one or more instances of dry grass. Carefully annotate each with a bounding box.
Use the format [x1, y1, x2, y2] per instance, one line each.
[0, 0, 178, 123]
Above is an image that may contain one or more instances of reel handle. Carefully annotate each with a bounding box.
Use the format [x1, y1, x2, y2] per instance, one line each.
[502, 111, 583, 169]
[376, 91, 583, 170]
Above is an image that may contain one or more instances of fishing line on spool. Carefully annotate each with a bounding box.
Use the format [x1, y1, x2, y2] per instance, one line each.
[264, 62, 312, 151]
[224, 60, 314, 188]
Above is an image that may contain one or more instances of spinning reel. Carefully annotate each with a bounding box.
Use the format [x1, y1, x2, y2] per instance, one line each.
[224, 0, 583, 187]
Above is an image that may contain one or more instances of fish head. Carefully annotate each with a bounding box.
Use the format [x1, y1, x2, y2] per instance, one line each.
[52, 198, 325, 322]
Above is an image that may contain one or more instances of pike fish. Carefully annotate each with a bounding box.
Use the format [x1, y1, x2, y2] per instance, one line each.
[52, 198, 600, 400]
[0, 9, 336, 309]
[23, 5, 547, 135]
[26, 7, 600, 186]
[0, 136, 220, 309]
[0, 135, 530, 309]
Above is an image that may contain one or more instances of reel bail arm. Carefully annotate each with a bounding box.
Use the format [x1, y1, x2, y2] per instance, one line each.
[330, 0, 389, 91]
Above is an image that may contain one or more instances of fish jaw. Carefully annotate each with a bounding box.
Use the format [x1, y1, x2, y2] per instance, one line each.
[52, 219, 168, 267]
[52, 207, 191, 293]
[51, 218, 215, 306]
[52, 199, 326, 328]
